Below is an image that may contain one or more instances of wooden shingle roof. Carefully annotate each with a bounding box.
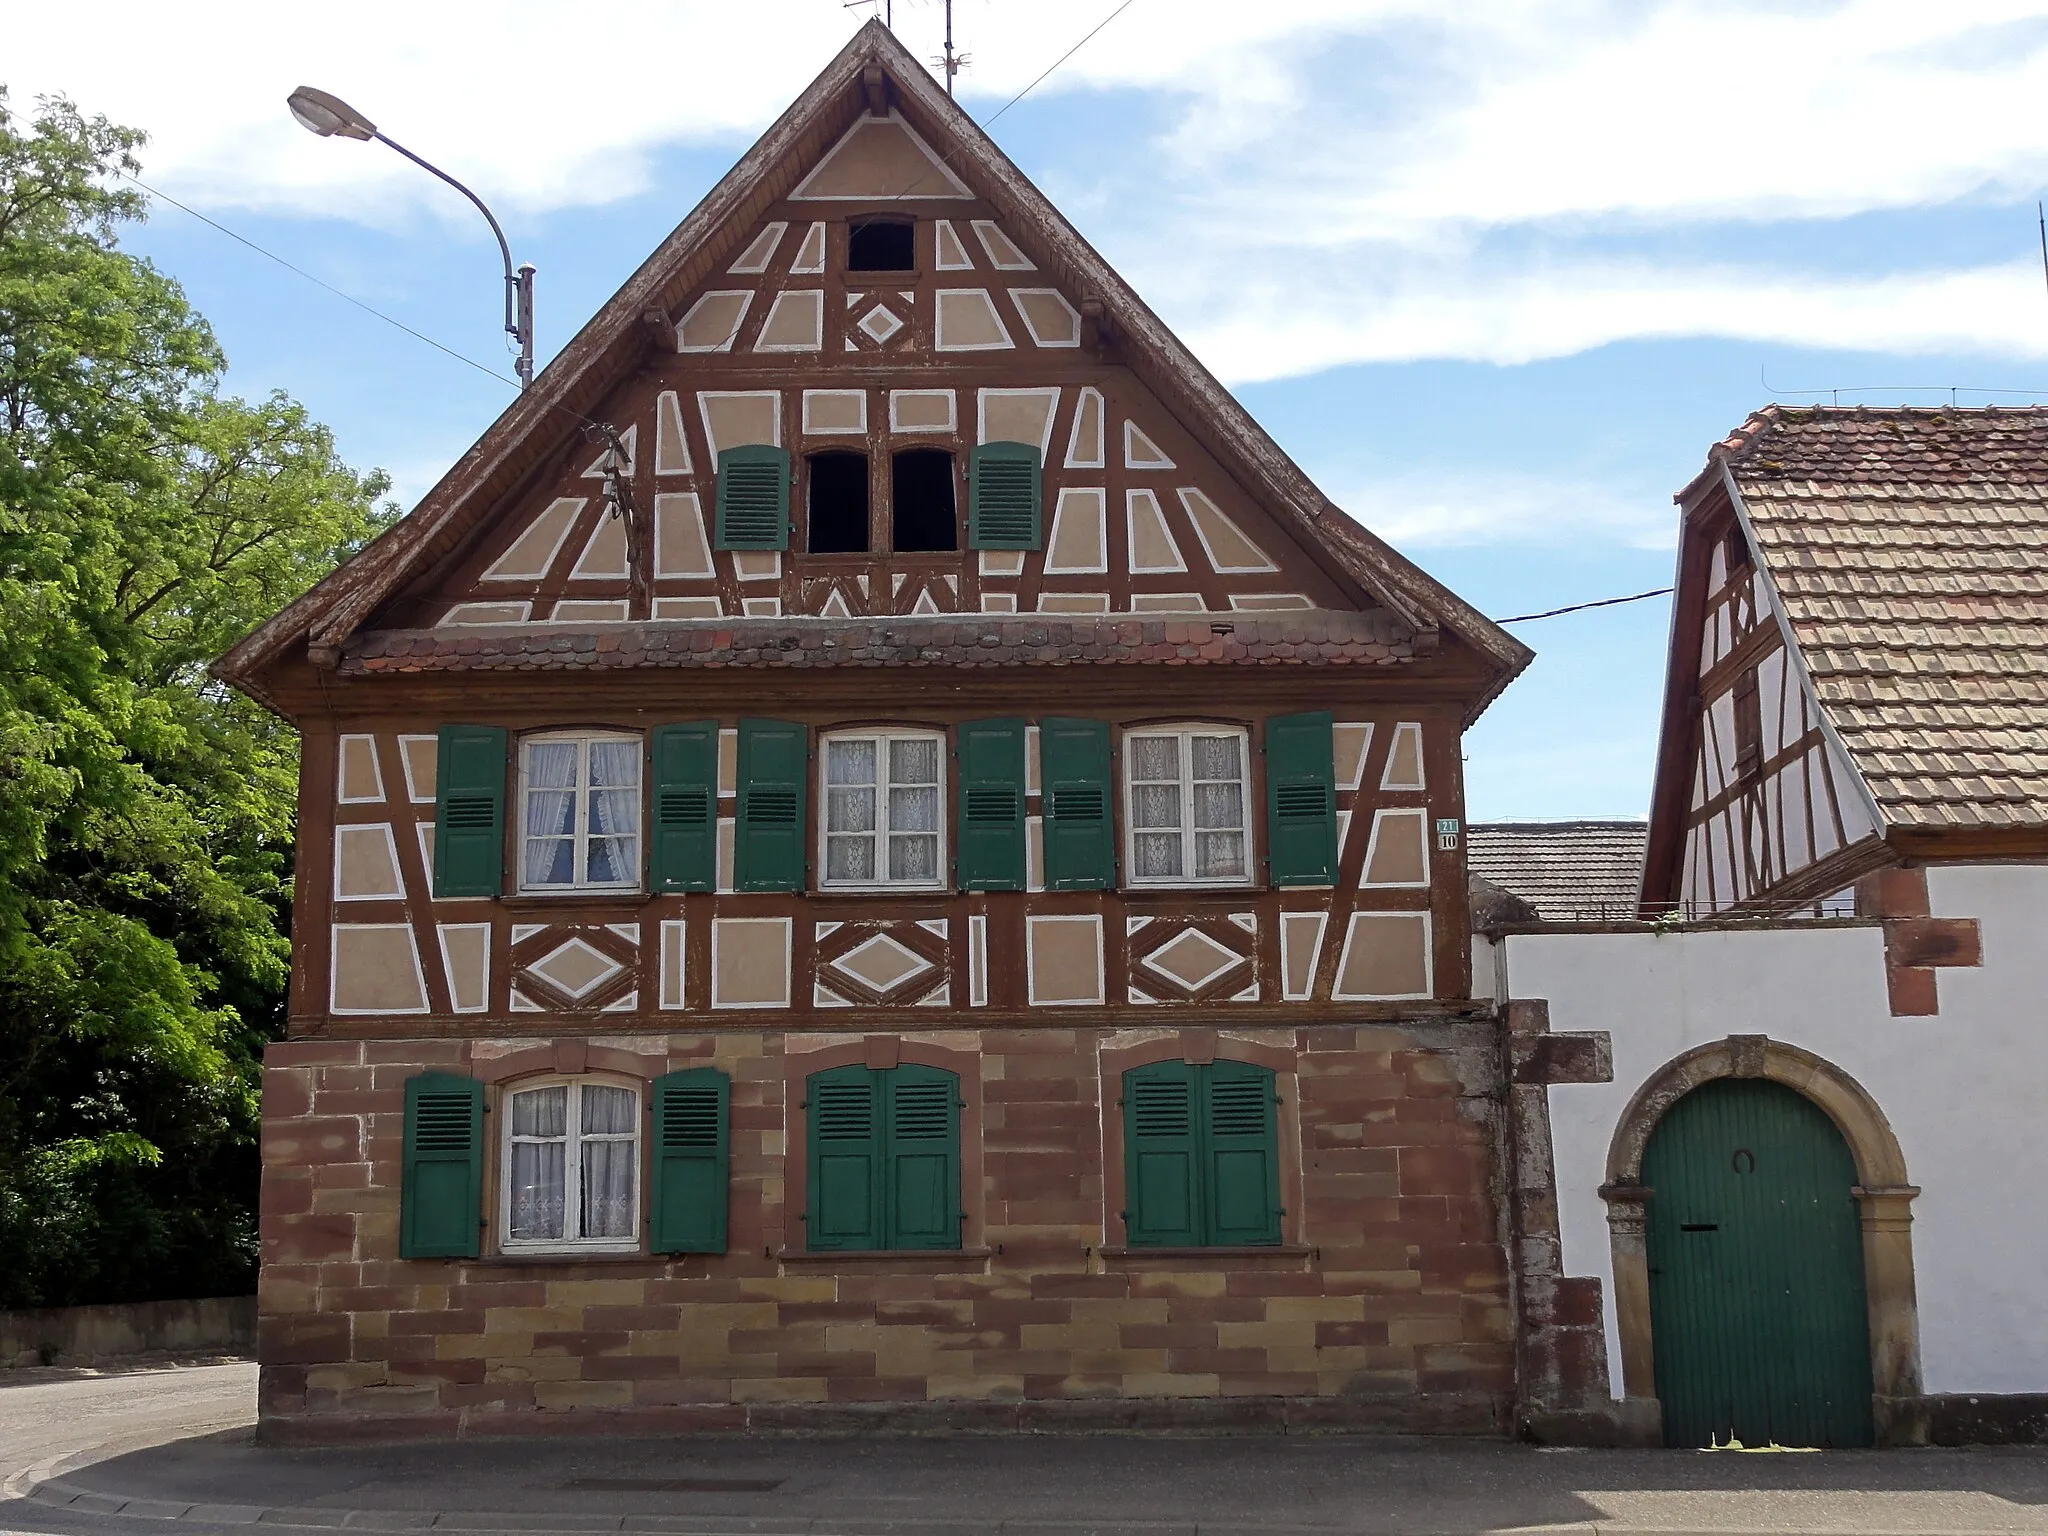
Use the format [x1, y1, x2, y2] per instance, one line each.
[1711, 406, 2048, 832]
[1467, 821, 1648, 921]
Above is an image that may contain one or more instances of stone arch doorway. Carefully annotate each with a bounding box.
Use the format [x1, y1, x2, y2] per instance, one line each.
[1600, 1036, 1922, 1445]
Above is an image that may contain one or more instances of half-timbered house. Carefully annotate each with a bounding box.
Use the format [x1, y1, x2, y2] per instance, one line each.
[219, 24, 1544, 1438]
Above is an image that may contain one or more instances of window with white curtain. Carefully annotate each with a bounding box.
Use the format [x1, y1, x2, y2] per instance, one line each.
[1125, 727, 1252, 885]
[501, 1079, 640, 1252]
[520, 733, 640, 892]
[821, 730, 944, 888]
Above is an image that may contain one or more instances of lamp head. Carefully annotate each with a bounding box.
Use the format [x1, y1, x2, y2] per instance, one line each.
[287, 86, 376, 141]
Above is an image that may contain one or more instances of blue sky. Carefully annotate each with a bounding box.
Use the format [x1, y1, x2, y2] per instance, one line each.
[17, 0, 2048, 820]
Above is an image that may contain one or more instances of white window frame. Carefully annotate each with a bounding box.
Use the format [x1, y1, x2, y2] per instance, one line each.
[517, 731, 642, 894]
[818, 728, 948, 891]
[1122, 725, 1254, 889]
[497, 1076, 642, 1255]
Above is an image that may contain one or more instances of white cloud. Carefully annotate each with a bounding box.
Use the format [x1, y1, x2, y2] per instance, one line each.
[1165, 253, 2048, 379]
[15, 0, 2048, 372]
[1328, 472, 1673, 550]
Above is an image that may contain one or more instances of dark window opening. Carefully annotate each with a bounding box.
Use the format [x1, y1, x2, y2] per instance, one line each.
[848, 218, 915, 272]
[892, 450, 957, 552]
[1732, 666, 1763, 782]
[807, 451, 870, 554]
[1725, 524, 1752, 575]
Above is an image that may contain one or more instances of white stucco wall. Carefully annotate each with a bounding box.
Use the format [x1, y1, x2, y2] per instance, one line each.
[1497, 862, 2048, 1400]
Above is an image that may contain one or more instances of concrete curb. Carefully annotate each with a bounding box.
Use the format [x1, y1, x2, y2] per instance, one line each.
[18, 1478, 2048, 1536]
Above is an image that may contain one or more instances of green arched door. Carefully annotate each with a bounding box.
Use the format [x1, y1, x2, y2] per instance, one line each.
[1644, 1078, 1874, 1448]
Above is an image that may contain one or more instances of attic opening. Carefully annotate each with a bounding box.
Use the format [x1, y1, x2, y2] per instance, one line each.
[848, 217, 915, 272]
[807, 451, 870, 554]
[891, 449, 956, 553]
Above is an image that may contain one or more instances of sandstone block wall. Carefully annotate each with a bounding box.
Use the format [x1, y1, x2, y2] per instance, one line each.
[258, 1022, 1512, 1438]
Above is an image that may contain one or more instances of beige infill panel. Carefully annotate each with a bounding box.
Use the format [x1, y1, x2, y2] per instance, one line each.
[712, 918, 792, 1009]
[676, 292, 752, 353]
[1279, 911, 1328, 1001]
[699, 393, 781, 452]
[436, 924, 490, 1013]
[333, 824, 403, 901]
[330, 924, 429, 1014]
[481, 498, 581, 581]
[790, 114, 972, 200]
[337, 735, 383, 803]
[398, 736, 438, 803]
[1361, 809, 1431, 888]
[654, 494, 714, 578]
[936, 291, 1013, 352]
[1332, 912, 1432, 1000]
[1026, 914, 1104, 1006]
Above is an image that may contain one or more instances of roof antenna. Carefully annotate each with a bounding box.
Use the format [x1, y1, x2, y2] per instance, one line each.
[2038, 202, 2047, 301]
[938, 0, 968, 96]
[842, 0, 891, 27]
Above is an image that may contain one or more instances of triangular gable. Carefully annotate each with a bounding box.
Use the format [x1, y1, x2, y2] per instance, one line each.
[791, 111, 972, 200]
[219, 21, 1528, 718]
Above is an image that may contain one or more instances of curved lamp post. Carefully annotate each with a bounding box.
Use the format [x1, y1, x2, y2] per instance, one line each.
[287, 86, 536, 391]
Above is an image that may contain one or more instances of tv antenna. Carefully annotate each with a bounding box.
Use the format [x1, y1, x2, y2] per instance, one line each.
[938, 0, 968, 96]
[843, 0, 893, 27]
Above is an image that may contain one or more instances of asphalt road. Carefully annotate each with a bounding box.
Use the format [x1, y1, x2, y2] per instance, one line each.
[7, 1364, 2048, 1535]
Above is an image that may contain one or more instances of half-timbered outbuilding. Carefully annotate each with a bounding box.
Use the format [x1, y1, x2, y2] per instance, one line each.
[219, 23, 1543, 1438]
[1481, 406, 2048, 1447]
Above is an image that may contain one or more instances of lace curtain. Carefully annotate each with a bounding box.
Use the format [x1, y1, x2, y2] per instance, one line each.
[578, 1085, 637, 1240]
[522, 743, 578, 888]
[1130, 736, 1184, 878]
[886, 737, 939, 881]
[584, 740, 640, 885]
[826, 738, 878, 882]
[508, 1086, 567, 1240]
[1190, 735, 1246, 879]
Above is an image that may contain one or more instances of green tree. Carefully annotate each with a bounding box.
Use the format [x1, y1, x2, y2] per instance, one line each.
[0, 88, 395, 1308]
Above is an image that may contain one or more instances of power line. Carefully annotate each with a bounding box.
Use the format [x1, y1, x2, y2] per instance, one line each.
[982, 0, 1137, 129]
[116, 170, 524, 392]
[1495, 587, 1672, 625]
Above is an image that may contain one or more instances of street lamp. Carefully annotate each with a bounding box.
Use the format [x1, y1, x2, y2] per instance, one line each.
[287, 86, 536, 391]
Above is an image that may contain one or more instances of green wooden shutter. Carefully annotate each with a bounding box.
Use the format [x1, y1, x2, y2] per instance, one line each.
[1201, 1060, 1282, 1246]
[968, 441, 1042, 550]
[1265, 710, 1338, 887]
[735, 718, 807, 892]
[883, 1065, 962, 1250]
[400, 1072, 482, 1259]
[956, 717, 1026, 891]
[1040, 716, 1113, 890]
[649, 723, 718, 893]
[649, 1067, 728, 1253]
[806, 1064, 882, 1251]
[715, 445, 791, 550]
[1121, 1061, 1201, 1247]
[432, 725, 507, 898]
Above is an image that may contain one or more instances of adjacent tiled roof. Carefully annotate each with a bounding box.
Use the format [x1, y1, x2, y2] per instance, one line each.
[1707, 406, 2048, 831]
[1467, 821, 1648, 921]
[339, 611, 1420, 676]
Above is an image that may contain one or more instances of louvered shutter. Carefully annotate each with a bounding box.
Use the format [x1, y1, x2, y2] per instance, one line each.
[1121, 1061, 1201, 1246]
[806, 1064, 882, 1251]
[1039, 716, 1113, 890]
[955, 718, 1026, 891]
[715, 445, 791, 550]
[883, 1064, 962, 1250]
[1201, 1060, 1282, 1246]
[649, 723, 718, 892]
[400, 1072, 482, 1258]
[432, 725, 507, 898]
[649, 1068, 729, 1253]
[735, 718, 807, 892]
[1265, 710, 1338, 886]
[968, 441, 1042, 550]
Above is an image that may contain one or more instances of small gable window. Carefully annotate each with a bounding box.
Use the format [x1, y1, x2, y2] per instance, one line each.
[848, 216, 915, 272]
[520, 733, 640, 892]
[807, 450, 870, 554]
[501, 1079, 640, 1253]
[892, 448, 957, 553]
[1125, 727, 1252, 886]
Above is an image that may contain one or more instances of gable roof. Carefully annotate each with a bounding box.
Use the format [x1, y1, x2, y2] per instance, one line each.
[1707, 406, 2048, 834]
[214, 21, 1528, 718]
[1467, 821, 1648, 921]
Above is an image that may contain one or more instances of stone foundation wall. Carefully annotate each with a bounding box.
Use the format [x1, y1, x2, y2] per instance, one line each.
[258, 1021, 1512, 1438]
